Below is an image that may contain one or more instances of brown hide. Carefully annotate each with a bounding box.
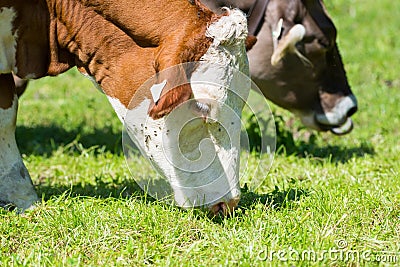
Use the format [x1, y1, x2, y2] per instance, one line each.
[0, 74, 15, 109]
[1, 1, 51, 78]
[77, 0, 219, 118]
[5, 0, 220, 119]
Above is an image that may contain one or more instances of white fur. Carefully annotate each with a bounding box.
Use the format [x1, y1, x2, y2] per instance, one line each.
[125, 95, 243, 207]
[122, 9, 250, 208]
[295, 95, 356, 134]
[315, 95, 357, 126]
[0, 7, 18, 74]
[205, 9, 248, 47]
[0, 96, 38, 210]
[106, 95, 128, 122]
[150, 80, 167, 103]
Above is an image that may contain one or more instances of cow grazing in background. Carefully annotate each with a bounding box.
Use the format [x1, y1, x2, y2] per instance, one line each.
[0, 0, 251, 215]
[203, 0, 358, 134]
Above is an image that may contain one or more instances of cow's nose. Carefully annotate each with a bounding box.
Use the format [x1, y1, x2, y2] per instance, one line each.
[210, 197, 240, 216]
[346, 104, 358, 117]
[316, 94, 358, 126]
[342, 94, 358, 117]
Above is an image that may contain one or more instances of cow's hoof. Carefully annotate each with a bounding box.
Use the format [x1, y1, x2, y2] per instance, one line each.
[0, 162, 39, 212]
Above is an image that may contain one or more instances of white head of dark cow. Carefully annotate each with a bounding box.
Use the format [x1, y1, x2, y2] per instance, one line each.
[0, 0, 250, 215]
[204, 0, 358, 134]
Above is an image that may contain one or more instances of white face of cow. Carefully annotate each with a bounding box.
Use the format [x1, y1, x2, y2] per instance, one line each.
[120, 9, 250, 211]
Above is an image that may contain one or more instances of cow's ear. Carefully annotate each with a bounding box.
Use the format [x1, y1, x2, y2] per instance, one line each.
[149, 37, 194, 119]
[245, 35, 257, 51]
[148, 83, 192, 119]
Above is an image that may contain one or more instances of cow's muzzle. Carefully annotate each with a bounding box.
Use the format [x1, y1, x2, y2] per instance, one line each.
[315, 94, 358, 135]
[209, 197, 240, 217]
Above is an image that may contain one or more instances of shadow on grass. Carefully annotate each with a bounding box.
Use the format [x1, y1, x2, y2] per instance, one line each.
[36, 175, 143, 201]
[16, 124, 123, 156]
[17, 115, 375, 163]
[246, 113, 376, 163]
[238, 185, 308, 210]
[282, 142, 376, 164]
[208, 186, 309, 223]
[36, 176, 308, 219]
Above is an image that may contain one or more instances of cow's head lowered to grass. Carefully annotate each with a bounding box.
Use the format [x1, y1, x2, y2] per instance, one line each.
[203, 0, 358, 134]
[252, 0, 358, 134]
[122, 10, 250, 216]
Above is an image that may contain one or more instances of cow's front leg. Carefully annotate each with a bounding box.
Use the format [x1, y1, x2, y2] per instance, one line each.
[0, 74, 38, 211]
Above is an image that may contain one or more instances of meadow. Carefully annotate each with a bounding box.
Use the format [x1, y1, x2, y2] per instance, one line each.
[1, 0, 399, 265]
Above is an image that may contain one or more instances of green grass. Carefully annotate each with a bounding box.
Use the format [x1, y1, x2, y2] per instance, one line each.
[1, 0, 400, 265]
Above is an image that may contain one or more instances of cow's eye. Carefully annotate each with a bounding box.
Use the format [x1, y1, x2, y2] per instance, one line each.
[318, 39, 330, 49]
[302, 35, 315, 44]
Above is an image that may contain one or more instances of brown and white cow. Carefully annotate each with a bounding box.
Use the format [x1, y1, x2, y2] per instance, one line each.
[0, 0, 251, 215]
[203, 0, 358, 134]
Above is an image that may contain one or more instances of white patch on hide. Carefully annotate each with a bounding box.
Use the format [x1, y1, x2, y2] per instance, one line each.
[0, 96, 19, 167]
[150, 80, 167, 103]
[125, 98, 243, 208]
[106, 95, 128, 123]
[0, 7, 18, 74]
[315, 95, 358, 126]
[0, 96, 38, 210]
[205, 9, 248, 48]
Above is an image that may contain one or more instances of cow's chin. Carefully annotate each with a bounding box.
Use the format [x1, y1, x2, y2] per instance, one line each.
[296, 110, 354, 135]
[125, 94, 243, 210]
[169, 157, 242, 209]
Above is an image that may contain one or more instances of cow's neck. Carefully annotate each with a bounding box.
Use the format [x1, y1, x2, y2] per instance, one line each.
[46, 0, 128, 72]
[47, 0, 155, 109]
[77, 0, 215, 72]
[77, 0, 210, 46]
[46, 0, 215, 110]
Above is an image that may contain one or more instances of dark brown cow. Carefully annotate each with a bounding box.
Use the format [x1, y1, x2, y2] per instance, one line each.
[0, 0, 251, 214]
[203, 0, 358, 134]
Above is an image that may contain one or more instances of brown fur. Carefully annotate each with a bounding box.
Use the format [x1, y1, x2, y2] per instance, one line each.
[4, 0, 227, 119]
[245, 35, 258, 51]
[77, 0, 221, 118]
[0, 74, 15, 109]
[148, 83, 193, 119]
